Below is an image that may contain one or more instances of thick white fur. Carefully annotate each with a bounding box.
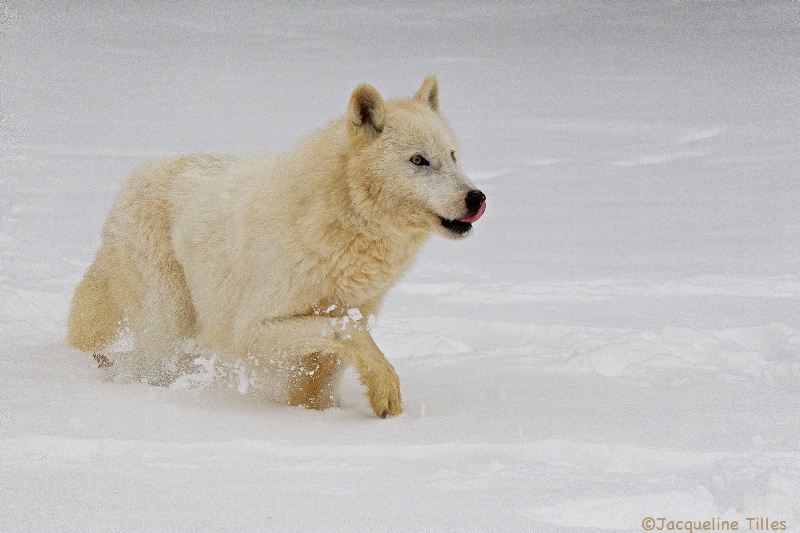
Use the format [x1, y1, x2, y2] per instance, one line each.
[67, 76, 479, 417]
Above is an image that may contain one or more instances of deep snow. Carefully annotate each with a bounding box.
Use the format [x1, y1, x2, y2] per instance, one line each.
[1, 2, 799, 532]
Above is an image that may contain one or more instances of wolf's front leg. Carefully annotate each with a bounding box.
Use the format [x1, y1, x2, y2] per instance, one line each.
[237, 315, 343, 358]
[286, 351, 343, 410]
[341, 328, 402, 418]
[237, 315, 401, 417]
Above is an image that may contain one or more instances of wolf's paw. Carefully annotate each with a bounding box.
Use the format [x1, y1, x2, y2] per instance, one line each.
[367, 366, 402, 418]
[93, 353, 113, 368]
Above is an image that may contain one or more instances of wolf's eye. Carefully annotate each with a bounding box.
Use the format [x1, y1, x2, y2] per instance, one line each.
[450, 150, 457, 162]
[410, 154, 430, 166]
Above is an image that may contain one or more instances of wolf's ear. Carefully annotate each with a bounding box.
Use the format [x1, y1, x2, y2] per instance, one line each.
[413, 75, 439, 113]
[349, 84, 385, 138]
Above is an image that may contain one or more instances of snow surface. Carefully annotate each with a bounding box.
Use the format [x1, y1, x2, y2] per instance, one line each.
[2, 2, 800, 531]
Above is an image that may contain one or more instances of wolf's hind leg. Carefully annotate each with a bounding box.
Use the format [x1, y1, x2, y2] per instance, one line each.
[67, 249, 123, 355]
[123, 261, 197, 384]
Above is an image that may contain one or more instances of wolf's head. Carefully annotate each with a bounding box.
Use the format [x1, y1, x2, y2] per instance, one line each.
[345, 76, 486, 240]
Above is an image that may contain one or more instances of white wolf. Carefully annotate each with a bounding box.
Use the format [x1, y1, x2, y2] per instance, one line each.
[67, 76, 486, 417]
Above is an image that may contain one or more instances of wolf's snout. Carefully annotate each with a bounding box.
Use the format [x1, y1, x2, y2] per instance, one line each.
[456, 190, 486, 224]
[466, 190, 485, 213]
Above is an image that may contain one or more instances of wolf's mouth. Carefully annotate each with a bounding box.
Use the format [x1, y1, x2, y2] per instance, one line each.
[439, 198, 486, 235]
[439, 217, 473, 235]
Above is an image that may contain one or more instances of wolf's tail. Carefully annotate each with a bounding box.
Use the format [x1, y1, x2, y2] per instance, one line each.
[67, 249, 121, 353]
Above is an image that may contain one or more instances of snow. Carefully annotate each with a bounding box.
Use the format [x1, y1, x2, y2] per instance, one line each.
[2, 2, 799, 531]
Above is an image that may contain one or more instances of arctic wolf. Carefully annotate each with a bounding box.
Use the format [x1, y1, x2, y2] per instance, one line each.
[67, 76, 486, 418]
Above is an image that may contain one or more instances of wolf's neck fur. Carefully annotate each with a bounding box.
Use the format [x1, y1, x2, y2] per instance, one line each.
[285, 119, 431, 307]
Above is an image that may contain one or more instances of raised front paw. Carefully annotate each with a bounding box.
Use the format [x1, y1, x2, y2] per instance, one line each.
[366, 365, 402, 418]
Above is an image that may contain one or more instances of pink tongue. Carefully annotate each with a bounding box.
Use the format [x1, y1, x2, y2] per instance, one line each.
[456, 200, 486, 224]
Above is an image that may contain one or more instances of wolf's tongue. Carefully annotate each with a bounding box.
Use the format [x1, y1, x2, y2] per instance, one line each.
[456, 200, 486, 224]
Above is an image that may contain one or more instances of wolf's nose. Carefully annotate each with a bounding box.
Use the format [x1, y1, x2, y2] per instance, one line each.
[465, 190, 486, 214]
